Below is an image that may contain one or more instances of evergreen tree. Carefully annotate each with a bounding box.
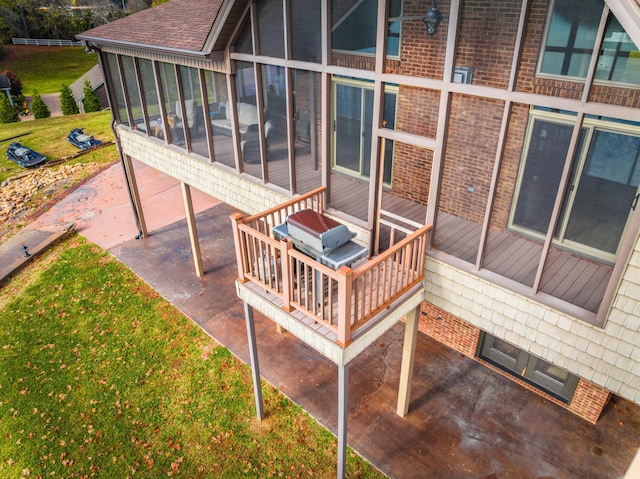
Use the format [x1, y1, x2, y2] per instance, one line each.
[31, 91, 50, 119]
[0, 92, 19, 123]
[60, 83, 79, 116]
[82, 79, 101, 113]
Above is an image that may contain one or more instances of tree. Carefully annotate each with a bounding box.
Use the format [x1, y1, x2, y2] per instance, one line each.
[82, 79, 101, 112]
[0, 0, 125, 40]
[31, 91, 50, 119]
[0, 92, 19, 123]
[1, 70, 23, 97]
[60, 83, 79, 115]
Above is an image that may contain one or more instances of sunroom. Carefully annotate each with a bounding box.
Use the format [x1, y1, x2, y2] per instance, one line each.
[87, 0, 640, 330]
[75, 0, 640, 475]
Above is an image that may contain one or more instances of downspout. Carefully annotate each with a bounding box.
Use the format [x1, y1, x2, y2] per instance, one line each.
[86, 42, 143, 240]
[112, 121, 143, 240]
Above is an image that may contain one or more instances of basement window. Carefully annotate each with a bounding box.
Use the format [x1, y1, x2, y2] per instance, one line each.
[478, 333, 579, 404]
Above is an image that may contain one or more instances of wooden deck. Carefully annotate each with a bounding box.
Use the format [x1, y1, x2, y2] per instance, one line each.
[230, 187, 431, 348]
[200, 132, 611, 315]
[433, 213, 612, 314]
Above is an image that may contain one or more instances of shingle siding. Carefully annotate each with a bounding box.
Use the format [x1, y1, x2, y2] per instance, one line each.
[423, 238, 640, 407]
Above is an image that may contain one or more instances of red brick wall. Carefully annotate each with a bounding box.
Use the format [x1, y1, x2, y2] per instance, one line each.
[589, 84, 640, 109]
[569, 379, 611, 424]
[331, 53, 376, 71]
[419, 302, 481, 356]
[438, 94, 504, 224]
[391, 144, 433, 205]
[395, 0, 447, 79]
[419, 301, 611, 423]
[395, 85, 439, 138]
[455, 0, 522, 89]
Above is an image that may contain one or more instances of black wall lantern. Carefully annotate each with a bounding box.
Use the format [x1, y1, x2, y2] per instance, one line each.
[423, 1, 444, 36]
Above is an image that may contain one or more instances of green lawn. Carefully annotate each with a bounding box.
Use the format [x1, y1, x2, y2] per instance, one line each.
[0, 238, 385, 478]
[0, 110, 114, 183]
[0, 45, 98, 95]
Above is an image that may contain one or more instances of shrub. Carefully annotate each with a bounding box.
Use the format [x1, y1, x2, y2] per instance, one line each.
[60, 83, 79, 115]
[31, 91, 51, 119]
[0, 93, 19, 123]
[82, 79, 101, 113]
[0, 45, 7, 62]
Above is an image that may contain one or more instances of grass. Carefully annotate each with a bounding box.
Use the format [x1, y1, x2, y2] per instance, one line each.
[0, 237, 386, 479]
[0, 45, 99, 95]
[0, 110, 114, 183]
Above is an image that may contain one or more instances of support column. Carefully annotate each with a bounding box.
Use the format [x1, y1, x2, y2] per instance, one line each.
[396, 306, 419, 417]
[244, 302, 265, 420]
[337, 363, 349, 479]
[181, 182, 204, 277]
[122, 154, 148, 238]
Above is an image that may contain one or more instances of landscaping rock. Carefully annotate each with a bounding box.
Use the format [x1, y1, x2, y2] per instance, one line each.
[0, 163, 100, 237]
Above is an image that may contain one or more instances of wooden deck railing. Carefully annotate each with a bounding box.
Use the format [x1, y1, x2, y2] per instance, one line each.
[230, 187, 431, 346]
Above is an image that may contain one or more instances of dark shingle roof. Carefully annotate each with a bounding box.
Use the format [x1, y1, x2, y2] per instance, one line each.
[70, 64, 104, 101]
[77, 0, 223, 55]
[0, 73, 10, 90]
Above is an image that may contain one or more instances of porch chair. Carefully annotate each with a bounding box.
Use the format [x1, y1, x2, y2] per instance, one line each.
[241, 120, 274, 164]
[173, 99, 197, 130]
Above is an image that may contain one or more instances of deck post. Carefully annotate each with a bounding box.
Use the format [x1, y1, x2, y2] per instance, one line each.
[337, 266, 353, 346]
[337, 363, 349, 479]
[181, 182, 204, 277]
[122, 154, 148, 238]
[280, 239, 294, 312]
[230, 213, 248, 282]
[243, 302, 265, 420]
[396, 306, 420, 417]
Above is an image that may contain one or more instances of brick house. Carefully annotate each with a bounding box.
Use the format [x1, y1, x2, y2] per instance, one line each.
[78, 0, 640, 476]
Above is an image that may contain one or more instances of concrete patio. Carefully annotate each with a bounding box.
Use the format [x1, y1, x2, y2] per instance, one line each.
[2, 160, 638, 478]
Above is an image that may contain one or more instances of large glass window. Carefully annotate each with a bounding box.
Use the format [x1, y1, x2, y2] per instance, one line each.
[137, 59, 162, 139]
[104, 53, 128, 126]
[331, 78, 395, 183]
[510, 111, 640, 263]
[236, 62, 261, 180]
[206, 70, 235, 169]
[291, 1, 321, 62]
[235, 19, 253, 54]
[292, 69, 322, 194]
[120, 56, 144, 132]
[179, 66, 208, 158]
[263, 65, 288, 190]
[595, 16, 640, 84]
[329, 77, 396, 221]
[511, 117, 577, 236]
[332, 0, 401, 57]
[257, 0, 284, 58]
[158, 62, 180, 146]
[539, 0, 640, 86]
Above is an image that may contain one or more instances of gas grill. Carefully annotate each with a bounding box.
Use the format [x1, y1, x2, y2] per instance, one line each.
[273, 209, 368, 270]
